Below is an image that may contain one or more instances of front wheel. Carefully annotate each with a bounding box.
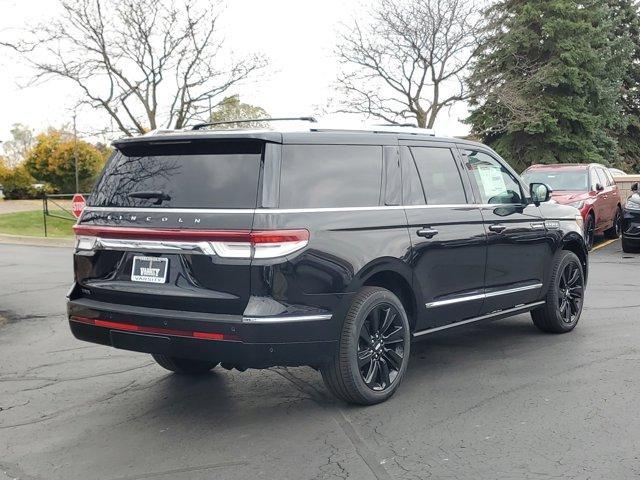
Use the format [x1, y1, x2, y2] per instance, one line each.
[321, 287, 411, 405]
[152, 354, 218, 374]
[531, 251, 585, 334]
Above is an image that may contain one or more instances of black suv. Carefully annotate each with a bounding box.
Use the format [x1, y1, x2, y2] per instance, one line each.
[68, 122, 588, 405]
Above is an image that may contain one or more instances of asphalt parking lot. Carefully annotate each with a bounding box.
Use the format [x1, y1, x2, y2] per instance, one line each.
[1, 241, 639, 480]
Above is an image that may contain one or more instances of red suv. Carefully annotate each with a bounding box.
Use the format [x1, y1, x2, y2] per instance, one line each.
[523, 164, 622, 249]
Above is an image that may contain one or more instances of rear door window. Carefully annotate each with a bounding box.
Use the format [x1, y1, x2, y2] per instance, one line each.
[90, 141, 263, 209]
[279, 145, 382, 208]
[410, 147, 467, 205]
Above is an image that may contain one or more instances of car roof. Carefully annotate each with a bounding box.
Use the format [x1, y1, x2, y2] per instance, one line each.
[111, 127, 489, 150]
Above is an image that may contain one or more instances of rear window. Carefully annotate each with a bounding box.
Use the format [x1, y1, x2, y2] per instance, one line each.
[90, 141, 263, 209]
[279, 145, 382, 208]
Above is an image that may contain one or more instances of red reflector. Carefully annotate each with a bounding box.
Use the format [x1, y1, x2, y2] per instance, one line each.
[70, 316, 238, 341]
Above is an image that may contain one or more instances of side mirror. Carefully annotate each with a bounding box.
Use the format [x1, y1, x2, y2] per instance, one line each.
[530, 183, 552, 205]
[632, 182, 639, 193]
[595, 183, 604, 192]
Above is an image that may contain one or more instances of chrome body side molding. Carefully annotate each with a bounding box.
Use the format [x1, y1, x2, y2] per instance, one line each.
[425, 283, 543, 308]
[413, 301, 545, 337]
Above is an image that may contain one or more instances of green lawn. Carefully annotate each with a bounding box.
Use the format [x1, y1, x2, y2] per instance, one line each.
[0, 210, 75, 237]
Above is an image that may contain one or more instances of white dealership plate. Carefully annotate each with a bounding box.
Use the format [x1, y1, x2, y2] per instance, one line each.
[131, 256, 169, 283]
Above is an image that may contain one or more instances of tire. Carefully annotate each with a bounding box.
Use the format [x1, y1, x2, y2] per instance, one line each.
[604, 207, 622, 239]
[152, 354, 218, 374]
[321, 287, 411, 405]
[622, 236, 640, 253]
[531, 251, 585, 334]
[584, 214, 595, 250]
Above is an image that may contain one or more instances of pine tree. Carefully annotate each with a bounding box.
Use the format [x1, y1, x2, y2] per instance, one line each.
[609, 0, 640, 172]
[467, 0, 633, 172]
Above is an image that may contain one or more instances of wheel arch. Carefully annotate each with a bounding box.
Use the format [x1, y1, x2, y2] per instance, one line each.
[561, 232, 589, 283]
[346, 258, 419, 331]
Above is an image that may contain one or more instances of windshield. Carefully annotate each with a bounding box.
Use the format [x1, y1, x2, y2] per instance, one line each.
[90, 141, 263, 209]
[522, 170, 588, 191]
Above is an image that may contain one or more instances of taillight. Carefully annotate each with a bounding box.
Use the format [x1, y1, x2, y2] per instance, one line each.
[72, 225, 309, 259]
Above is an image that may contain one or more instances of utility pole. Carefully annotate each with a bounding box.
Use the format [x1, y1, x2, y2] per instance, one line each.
[73, 112, 79, 193]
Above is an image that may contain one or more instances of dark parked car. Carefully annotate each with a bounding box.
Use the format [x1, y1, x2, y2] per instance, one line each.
[522, 164, 622, 250]
[622, 182, 640, 253]
[68, 122, 588, 405]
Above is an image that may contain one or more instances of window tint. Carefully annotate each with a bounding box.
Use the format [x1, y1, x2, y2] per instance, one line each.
[464, 150, 523, 204]
[90, 141, 262, 209]
[279, 145, 382, 208]
[410, 147, 467, 205]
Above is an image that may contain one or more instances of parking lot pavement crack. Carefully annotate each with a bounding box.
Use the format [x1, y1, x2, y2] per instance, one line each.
[270, 368, 392, 480]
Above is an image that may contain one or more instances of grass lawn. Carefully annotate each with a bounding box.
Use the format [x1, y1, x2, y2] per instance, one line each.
[0, 210, 75, 237]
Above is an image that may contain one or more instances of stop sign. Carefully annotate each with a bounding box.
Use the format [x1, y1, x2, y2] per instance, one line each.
[72, 194, 86, 218]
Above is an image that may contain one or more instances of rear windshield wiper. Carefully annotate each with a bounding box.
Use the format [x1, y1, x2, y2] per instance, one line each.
[128, 191, 172, 205]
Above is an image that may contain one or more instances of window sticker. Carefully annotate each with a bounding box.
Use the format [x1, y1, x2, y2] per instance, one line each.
[477, 165, 507, 199]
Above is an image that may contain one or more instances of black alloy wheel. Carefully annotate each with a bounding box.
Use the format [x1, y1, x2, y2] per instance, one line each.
[357, 303, 406, 391]
[321, 286, 411, 405]
[532, 250, 584, 334]
[557, 261, 584, 324]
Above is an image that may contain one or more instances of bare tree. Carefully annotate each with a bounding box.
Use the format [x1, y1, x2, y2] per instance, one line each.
[1, 0, 266, 136]
[335, 0, 483, 128]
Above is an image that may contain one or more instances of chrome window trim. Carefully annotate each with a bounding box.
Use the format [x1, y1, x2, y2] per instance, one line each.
[242, 314, 332, 323]
[425, 283, 543, 308]
[414, 301, 545, 337]
[84, 204, 490, 215]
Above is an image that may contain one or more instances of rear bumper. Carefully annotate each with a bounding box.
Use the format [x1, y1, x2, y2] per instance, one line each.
[67, 298, 338, 368]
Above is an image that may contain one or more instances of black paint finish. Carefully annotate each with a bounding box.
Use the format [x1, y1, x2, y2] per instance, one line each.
[68, 130, 588, 368]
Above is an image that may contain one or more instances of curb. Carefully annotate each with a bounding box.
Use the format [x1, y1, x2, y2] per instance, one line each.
[0, 233, 74, 248]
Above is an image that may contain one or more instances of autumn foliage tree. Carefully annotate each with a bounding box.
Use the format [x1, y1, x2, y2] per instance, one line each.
[25, 130, 109, 193]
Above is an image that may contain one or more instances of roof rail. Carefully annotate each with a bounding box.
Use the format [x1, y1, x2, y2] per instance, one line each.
[311, 124, 435, 136]
[191, 117, 318, 131]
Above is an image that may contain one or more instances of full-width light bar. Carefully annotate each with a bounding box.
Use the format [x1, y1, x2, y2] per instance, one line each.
[73, 225, 310, 259]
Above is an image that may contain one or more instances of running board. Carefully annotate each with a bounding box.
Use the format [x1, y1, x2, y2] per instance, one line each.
[413, 301, 545, 338]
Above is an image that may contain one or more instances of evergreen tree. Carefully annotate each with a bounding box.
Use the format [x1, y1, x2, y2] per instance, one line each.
[609, 0, 640, 172]
[467, 0, 632, 172]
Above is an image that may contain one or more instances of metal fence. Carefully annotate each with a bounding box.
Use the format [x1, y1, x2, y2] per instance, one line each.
[42, 193, 89, 237]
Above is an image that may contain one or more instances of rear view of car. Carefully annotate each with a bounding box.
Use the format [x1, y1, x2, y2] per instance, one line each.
[522, 164, 622, 249]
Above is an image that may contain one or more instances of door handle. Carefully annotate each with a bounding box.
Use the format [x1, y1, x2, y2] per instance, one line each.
[417, 227, 439, 239]
[489, 224, 507, 233]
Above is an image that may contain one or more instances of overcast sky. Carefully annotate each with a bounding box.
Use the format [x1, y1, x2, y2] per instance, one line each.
[0, 0, 471, 148]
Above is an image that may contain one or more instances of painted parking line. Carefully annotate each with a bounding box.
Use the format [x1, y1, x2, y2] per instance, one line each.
[592, 238, 619, 252]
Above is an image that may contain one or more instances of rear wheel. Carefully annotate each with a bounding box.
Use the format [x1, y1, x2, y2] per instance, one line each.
[152, 354, 218, 374]
[585, 214, 595, 250]
[605, 207, 622, 239]
[531, 251, 584, 334]
[321, 287, 411, 405]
